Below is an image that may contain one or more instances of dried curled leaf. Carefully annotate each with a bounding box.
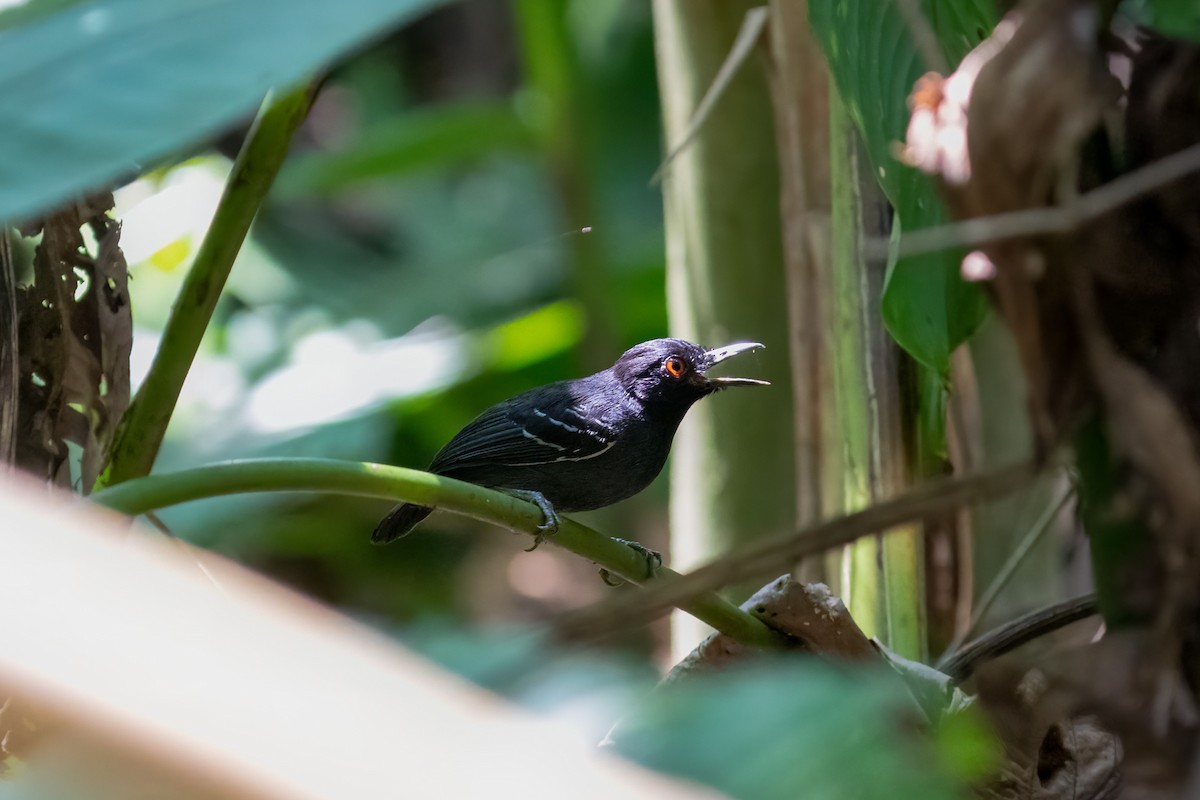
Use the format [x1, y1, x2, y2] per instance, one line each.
[662, 577, 877, 684]
[0, 231, 16, 463]
[903, 0, 1200, 784]
[14, 195, 130, 491]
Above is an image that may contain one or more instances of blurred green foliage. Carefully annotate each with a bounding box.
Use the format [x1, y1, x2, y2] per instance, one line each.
[404, 626, 997, 799]
[614, 660, 993, 800]
[0, 1, 1047, 794]
[111, 1, 672, 631]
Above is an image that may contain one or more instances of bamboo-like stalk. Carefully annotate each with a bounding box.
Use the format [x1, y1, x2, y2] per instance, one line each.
[652, 0, 796, 656]
[829, 93, 926, 659]
[97, 84, 315, 489]
[91, 458, 789, 650]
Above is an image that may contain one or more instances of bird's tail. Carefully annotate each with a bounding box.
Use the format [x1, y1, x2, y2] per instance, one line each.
[372, 503, 434, 544]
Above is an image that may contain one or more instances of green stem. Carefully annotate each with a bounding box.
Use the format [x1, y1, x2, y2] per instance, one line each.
[97, 84, 316, 489]
[830, 90, 926, 659]
[962, 486, 1073, 641]
[91, 458, 788, 650]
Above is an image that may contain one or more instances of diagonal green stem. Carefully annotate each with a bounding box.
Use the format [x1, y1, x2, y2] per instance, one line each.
[960, 486, 1073, 644]
[91, 458, 789, 650]
[97, 84, 316, 490]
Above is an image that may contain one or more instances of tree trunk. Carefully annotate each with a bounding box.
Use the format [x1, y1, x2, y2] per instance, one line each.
[652, 0, 796, 656]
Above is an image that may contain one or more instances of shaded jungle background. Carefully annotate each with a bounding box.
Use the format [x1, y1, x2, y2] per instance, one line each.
[10, 0, 1200, 795]
[1, 0, 1090, 663]
[89, 0, 674, 648]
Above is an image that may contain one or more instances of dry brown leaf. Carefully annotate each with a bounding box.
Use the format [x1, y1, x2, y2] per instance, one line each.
[662, 577, 875, 683]
[14, 196, 131, 491]
[975, 667, 1123, 800]
[0, 231, 17, 463]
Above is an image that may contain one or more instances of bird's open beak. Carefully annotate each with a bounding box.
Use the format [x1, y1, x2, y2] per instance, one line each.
[700, 342, 770, 387]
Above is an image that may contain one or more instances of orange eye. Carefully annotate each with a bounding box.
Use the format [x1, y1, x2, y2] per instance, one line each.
[664, 356, 686, 379]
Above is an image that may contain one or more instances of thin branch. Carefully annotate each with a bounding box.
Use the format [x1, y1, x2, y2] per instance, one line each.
[650, 6, 769, 185]
[868, 140, 1200, 261]
[91, 458, 789, 650]
[552, 460, 1040, 644]
[943, 483, 1074, 658]
[96, 84, 316, 489]
[938, 593, 1099, 682]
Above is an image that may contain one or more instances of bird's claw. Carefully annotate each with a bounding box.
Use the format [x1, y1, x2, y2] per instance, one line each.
[617, 538, 662, 577]
[508, 490, 559, 551]
[598, 538, 662, 585]
[599, 568, 623, 587]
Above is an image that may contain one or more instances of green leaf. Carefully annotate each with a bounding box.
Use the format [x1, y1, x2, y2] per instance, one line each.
[613, 661, 973, 800]
[874, 639, 975, 723]
[1121, 0, 1200, 40]
[277, 102, 536, 195]
[0, 0, 445, 223]
[810, 0, 996, 373]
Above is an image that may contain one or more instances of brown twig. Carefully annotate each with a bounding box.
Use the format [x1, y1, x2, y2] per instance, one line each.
[552, 460, 1039, 644]
[938, 593, 1099, 682]
[867, 141, 1200, 261]
[650, 7, 770, 185]
[941, 483, 1074, 658]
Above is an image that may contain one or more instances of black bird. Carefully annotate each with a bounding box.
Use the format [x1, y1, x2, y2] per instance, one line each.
[372, 338, 768, 545]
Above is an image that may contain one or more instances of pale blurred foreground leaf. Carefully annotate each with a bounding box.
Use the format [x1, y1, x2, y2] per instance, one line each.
[0, 473, 713, 799]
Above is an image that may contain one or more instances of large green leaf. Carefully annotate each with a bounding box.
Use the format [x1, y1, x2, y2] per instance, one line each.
[0, 0, 446, 223]
[811, 0, 995, 373]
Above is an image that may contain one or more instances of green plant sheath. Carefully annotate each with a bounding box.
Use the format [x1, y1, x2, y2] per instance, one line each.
[92, 458, 789, 650]
[97, 84, 315, 490]
[829, 91, 926, 659]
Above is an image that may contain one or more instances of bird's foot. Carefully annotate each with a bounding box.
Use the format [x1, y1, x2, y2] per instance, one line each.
[618, 539, 663, 576]
[507, 490, 560, 551]
[599, 539, 663, 585]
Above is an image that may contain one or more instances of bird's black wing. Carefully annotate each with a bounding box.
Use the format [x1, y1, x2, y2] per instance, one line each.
[429, 383, 616, 473]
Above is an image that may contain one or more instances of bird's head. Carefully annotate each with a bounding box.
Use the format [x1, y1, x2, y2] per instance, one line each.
[612, 338, 769, 406]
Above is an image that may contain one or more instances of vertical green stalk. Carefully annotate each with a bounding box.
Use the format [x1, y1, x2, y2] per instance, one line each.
[97, 84, 315, 489]
[829, 90, 925, 659]
[652, 0, 796, 656]
[881, 522, 925, 658]
[830, 94, 880, 639]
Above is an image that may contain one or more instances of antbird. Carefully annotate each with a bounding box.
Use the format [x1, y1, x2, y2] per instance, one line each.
[372, 338, 768, 546]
